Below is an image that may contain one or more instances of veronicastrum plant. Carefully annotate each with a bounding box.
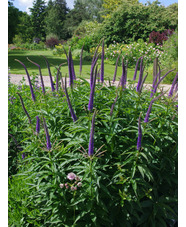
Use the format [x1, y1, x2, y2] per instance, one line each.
[8, 42, 178, 226]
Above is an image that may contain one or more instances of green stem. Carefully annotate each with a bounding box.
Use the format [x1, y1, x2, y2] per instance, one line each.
[90, 159, 93, 199]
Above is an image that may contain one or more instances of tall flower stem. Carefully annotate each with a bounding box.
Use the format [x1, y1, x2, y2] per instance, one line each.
[15, 59, 36, 101]
[17, 92, 31, 124]
[41, 55, 55, 92]
[27, 57, 45, 94]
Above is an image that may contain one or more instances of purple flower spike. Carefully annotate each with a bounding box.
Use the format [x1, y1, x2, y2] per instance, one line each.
[15, 59, 36, 101]
[144, 93, 164, 123]
[168, 72, 178, 97]
[151, 68, 176, 97]
[27, 57, 45, 94]
[88, 64, 97, 111]
[150, 70, 163, 97]
[90, 55, 99, 88]
[113, 54, 120, 83]
[22, 152, 25, 159]
[88, 110, 96, 156]
[120, 57, 126, 90]
[133, 57, 141, 81]
[41, 55, 55, 92]
[68, 47, 74, 87]
[64, 76, 77, 122]
[43, 118, 52, 151]
[100, 40, 105, 83]
[36, 116, 40, 134]
[136, 57, 144, 93]
[137, 115, 142, 151]
[71, 57, 76, 80]
[17, 92, 31, 124]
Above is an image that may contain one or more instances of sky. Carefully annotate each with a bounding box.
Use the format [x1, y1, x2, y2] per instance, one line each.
[12, 0, 178, 14]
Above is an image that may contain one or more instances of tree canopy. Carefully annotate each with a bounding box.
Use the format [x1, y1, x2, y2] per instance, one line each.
[8, 0, 178, 45]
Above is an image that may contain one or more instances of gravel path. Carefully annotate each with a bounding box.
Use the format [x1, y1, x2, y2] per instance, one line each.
[9, 74, 172, 92]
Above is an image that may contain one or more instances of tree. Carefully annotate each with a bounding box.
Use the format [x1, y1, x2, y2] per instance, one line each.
[30, 0, 47, 40]
[8, 1, 22, 43]
[63, 1, 91, 37]
[75, 0, 104, 22]
[17, 12, 34, 43]
[44, 0, 69, 39]
[102, 0, 139, 18]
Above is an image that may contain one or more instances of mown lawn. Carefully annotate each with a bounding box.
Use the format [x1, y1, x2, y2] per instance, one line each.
[8, 49, 155, 83]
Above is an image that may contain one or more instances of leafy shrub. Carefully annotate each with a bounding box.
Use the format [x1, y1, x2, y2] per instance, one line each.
[13, 34, 24, 45]
[67, 35, 95, 52]
[101, 1, 178, 45]
[90, 39, 164, 67]
[46, 34, 60, 48]
[159, 31, 178, 83]
[8, 55, 178, 226]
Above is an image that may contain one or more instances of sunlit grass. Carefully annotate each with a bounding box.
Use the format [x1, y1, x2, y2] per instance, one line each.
[8, 49, 156, 83]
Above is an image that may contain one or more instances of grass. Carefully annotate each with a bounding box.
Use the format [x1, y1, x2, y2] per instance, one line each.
[8, 49, 155, 83]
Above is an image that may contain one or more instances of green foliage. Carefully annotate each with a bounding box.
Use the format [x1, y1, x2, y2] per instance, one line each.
[90, 39, 164, 67]
[16, 12, 34, 43]
[75, 0, 104, 23]
[8, 1, 22, 43]
[9, 56, 177, 226]
[44, 0, 69, 39]
[101, 1, 178, 45]
[30, 0, 47, 39]
[159, 31, 178, 83]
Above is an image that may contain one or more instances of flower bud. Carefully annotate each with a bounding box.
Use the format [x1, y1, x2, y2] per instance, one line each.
[59, 183, 64, 188]
[77, 182, 82, 187]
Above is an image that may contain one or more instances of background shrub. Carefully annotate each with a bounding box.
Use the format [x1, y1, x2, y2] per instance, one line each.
[149, 29, 174, 45]
[45, 34, 60, 48]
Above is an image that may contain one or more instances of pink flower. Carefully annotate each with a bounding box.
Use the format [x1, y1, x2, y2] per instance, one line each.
[77, 182, 82, 187]
[67, 172, 76, 181]
[71, 186, 77, 191]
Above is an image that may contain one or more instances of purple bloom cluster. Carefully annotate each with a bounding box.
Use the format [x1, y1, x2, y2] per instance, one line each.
[67, 47, 76, 87]
[8, 95, 16, 104]
[136, 57, 144, 93]
[43, 118, 52, 151]
[150, 68, 176, 97]
[100, 40, 104, 83]
[120, 57, 127, 90]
